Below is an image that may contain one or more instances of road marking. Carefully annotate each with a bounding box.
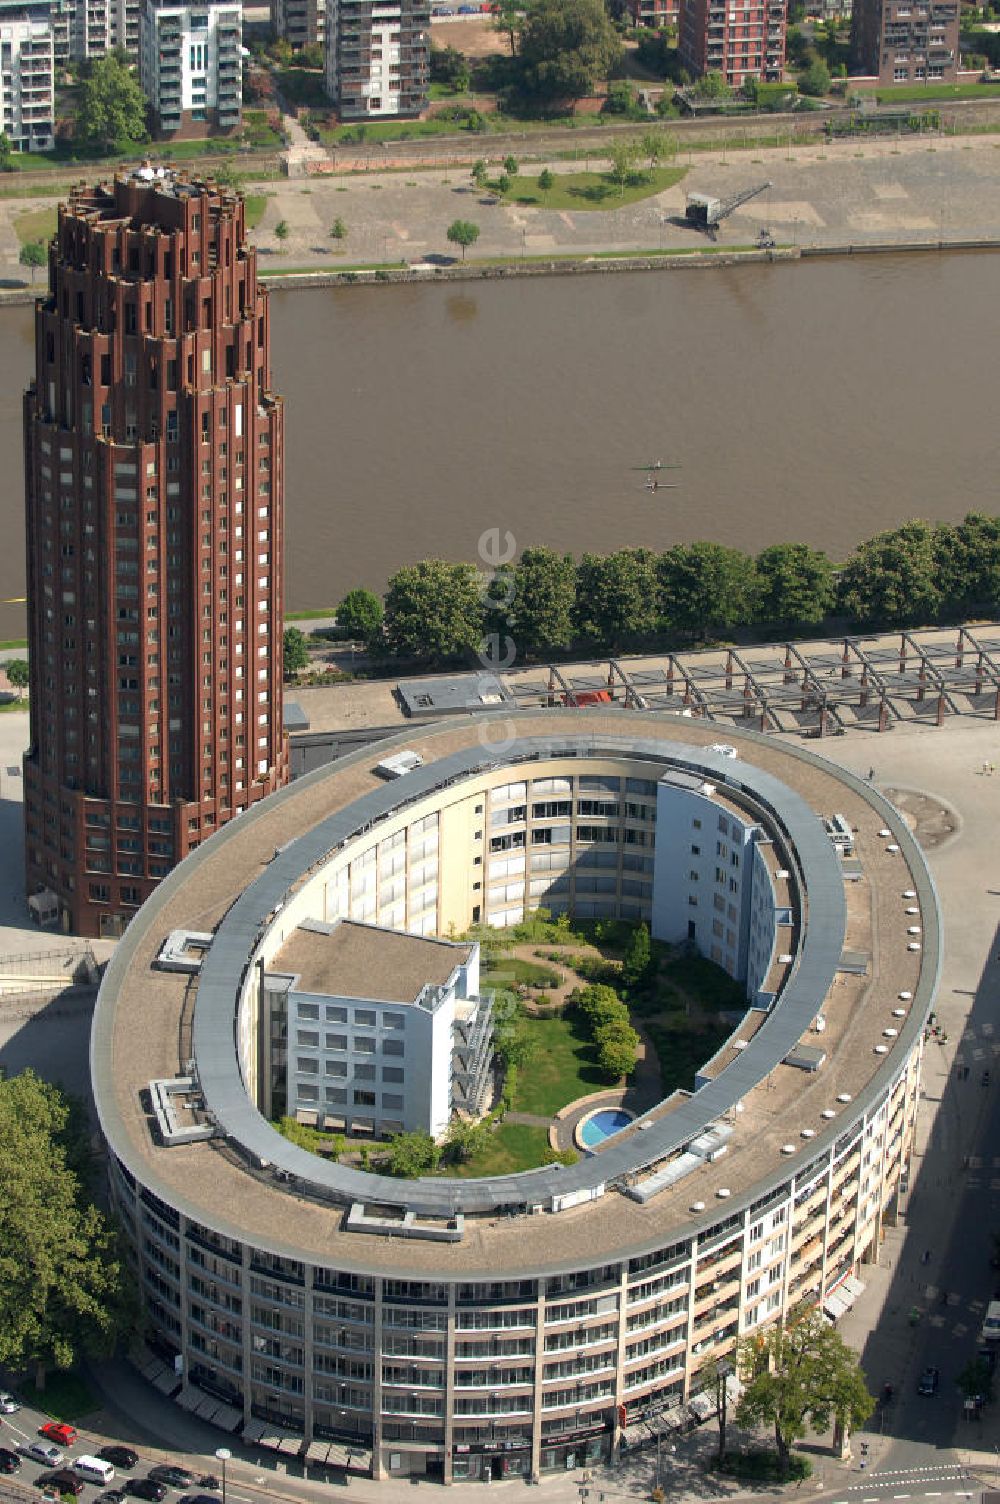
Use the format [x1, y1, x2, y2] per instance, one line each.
[926, 1492, 942, 1496]
[893, 1493, 911, 1498]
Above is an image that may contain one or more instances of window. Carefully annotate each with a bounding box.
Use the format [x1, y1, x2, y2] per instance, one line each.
[353, 1090, 376, 1107]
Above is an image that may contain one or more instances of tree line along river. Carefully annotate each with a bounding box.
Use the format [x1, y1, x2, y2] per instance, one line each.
[0, 251, 994, 641]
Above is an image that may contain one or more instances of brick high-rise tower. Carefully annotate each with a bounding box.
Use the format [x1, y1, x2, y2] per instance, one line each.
[23, 169, 288, 939]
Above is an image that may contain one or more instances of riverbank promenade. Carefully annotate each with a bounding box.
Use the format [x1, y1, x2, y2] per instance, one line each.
[1, 130, 999, 287]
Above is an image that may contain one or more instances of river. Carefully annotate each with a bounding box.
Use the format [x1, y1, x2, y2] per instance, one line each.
[0, 251, 994, 639]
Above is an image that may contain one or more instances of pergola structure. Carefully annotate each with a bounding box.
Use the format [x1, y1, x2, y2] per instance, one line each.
[502, 625, 1000, 738]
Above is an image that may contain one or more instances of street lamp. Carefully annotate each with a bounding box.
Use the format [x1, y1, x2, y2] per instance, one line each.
[215, 1447, 231, 1504]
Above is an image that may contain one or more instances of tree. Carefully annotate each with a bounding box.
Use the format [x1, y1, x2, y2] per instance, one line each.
[282, 625, 310, 677]
[605, 79, 636, 114]
[431, 43, 470, 92]
[957, 1356, 993, 1405]
[491, 990, 535, 1068]
[658, 541, 757, 642]
[19, 242, 45, 284]
[695, 68, 730, 98]
[495, 172, 511, 196]
[837, 521, 943, 628]
[385, 1131, 440, 1178]
[493, 0, 523, 55]
[4, 659, 29, 696]
[0, 133, 11, 171]
[594, 1017, 640, 1079]
[517, 0, 623, 101]
[446, 219, 480, 260]
[575, 549, 659, 649]
[336, 587, 383, 645]
[576, 982, 628, 1029]
[609, 138, 641, 196]
[471, 158, 488, 189]
[934, 514, 1000, 619]
[442, 1117, 492, 1164]
[503, 153, 518, 176]
[735, 1308, 874, 1479]
[538, 167, 555, 195]
[623, 923, 652, 987]
[507, 546, 577, 658]
[212, 159, 244, 192]
[798, 55, 831, 95]
[330, 216, 347, 239]
[75, 52, 148, 151]
[383, 559, 484, 661]
[640, 129, 664, 172]
[754, 542, 836, 630]
[0, 1071, 133, 1385]
[274, 218, 290, 243]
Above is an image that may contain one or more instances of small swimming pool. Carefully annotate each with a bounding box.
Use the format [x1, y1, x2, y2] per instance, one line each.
[578, 1108, 634, 1149]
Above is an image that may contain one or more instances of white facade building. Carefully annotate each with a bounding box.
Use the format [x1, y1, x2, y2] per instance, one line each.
[324, 0, 428, 120]
[0, 6, 54, 151]
[263, 920, 492, 1138]
[140, 0, 241, 135]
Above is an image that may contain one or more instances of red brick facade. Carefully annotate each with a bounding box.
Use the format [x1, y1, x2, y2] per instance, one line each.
[23, 173, 289, 939]
[679, 0, 785, 85]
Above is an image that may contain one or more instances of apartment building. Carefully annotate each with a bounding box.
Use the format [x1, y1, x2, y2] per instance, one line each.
[850, 0, 958, 83]
[264, 920, 492, 1137]
[93, 711, 937, 1483]
[270, 0, 324, 48]
[140, 0, 242, 135]
[678, 0, 785, 85]
[0, 3, 54, 150]
[324, 0, 428, 120]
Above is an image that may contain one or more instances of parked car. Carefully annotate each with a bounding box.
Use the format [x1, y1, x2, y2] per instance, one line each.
[98, 1448, 140, 1471]
[124, 1481, 167, 1503]
[147, 1467, 197, 1491]
[39, 1423, 78, 1448]
[0, 1393, 20, 1414]
[918, 1365, 940, 1395]
[179, 1494, 222, 1504]
[21, 1443, 64, 1469]
[97, 1491, 127, 1504]
[35, 1469, 85, 1496]
[0, 1447, 21, 1474]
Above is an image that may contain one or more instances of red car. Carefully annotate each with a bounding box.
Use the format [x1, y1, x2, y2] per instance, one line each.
[38, 1423, 78, 1448]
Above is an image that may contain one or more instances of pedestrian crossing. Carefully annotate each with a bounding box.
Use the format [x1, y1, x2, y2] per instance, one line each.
[831, 1462, 975, 1503]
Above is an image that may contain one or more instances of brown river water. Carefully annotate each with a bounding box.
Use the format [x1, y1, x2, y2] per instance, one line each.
[0, 251, 995, 639]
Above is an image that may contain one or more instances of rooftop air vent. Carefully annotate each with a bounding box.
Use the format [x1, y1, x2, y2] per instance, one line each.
[887, 843, 900, 853]
[905, 906, 920, 915]
[892, 1008, 907, 1018]
[907, 926, 921, 935]
[903, 889, 917, 898]
[716, 1187, 731, 1199]
[879, 828, 892, 838]
[781, 1144, 796, 1155]
[690, 1201, 706, 1212]
[821, 1109, 836, 1119]
[883, 1028, 898, 1038]
[837, 1092, 852, 1103]
[899, 990, 913, 1000]
[801, 1128, 816, 1139]
[907, 941, 921, 951]
[874, 1044, 889, 1054]
[374, 749, 424, 780]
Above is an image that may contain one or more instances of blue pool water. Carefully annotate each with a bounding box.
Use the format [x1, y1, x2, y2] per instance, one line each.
[579, 1109, 634, 1149]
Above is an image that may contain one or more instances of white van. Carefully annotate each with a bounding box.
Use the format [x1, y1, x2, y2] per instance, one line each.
[74, 1457, 115, 1486]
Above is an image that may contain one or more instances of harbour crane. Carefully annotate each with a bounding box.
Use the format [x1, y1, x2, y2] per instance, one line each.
[684, 180, 772, 239]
